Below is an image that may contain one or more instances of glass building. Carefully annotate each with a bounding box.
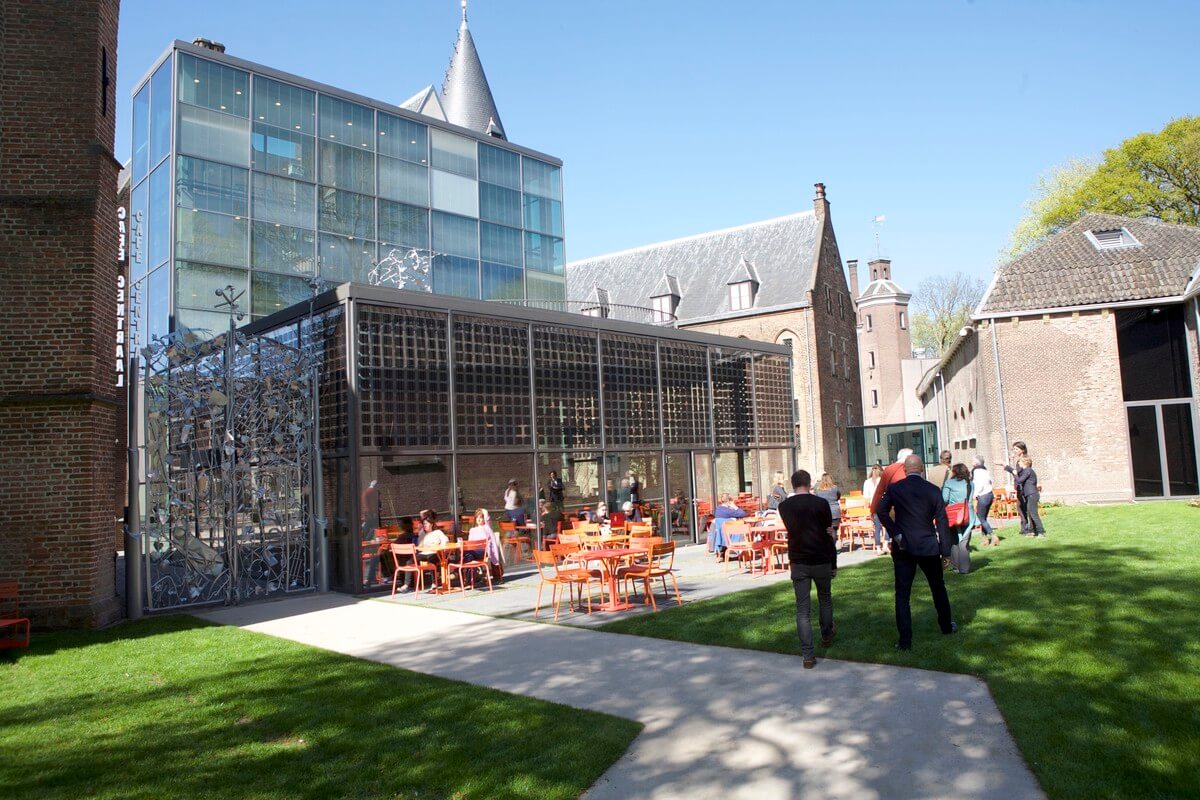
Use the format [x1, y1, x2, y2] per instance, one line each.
[126, 39, 565, 352]
[249, 284, 796, 593]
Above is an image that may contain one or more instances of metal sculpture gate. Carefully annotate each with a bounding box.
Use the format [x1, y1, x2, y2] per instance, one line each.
[141, 318, 317, 611]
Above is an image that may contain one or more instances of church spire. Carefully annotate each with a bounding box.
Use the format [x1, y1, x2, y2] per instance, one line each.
[441, 0, 506, 140]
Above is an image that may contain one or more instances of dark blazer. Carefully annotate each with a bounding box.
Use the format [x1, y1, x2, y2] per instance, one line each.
[877, 474, 952, 558]
[1005, 465, 1040, 498]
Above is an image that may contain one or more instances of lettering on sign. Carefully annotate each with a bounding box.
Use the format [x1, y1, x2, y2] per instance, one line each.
[117, 206, 128, 388]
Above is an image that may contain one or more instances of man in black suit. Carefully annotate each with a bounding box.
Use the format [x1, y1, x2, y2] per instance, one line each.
[877, 455, 957, 650]
[778, 469, 837, 669]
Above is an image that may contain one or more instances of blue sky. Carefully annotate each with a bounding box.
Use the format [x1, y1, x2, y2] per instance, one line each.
[115, 0, 1200, 290]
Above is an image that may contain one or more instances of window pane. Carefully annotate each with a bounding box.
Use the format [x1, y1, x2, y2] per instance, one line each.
[377, 113, 427, 162]
[252, 172, 314, 228]
[431, 170, 479, 217]
[252, 221, 316, 276]
[319, 140, 374, 193]
[526, 271, 564, 302]
[601, 334, 661, 448]
[453, 316, 531, 447]
[754, 354, 793, 445]
[176, 260, 247, 310]
[524, 232, 564, 274]
[147, 266, 170, 341]
[432, 255, 479, 298]
[534, 326, 600, 449]
[430, 129, 476, 177]
[319, 233, 374, 283]
[1127, 406, 1164, 498]
[150, 58, 173, 166]
[132, 84, 150, 182]
[252, 272, 311, 316]
[480, 182, 521, 227]
[358, 456, 453, 531]
[178, 54, 249, 116]
[176, 156, 247, 216]
[604, 452, 664, 521]
[148, 163, 172, 267]
[378, 201, 428, 251]
[129, 180, 149, 283]
[480, 222, 522, 267]
[176, 307, 229, 335]
[660, 341, 711, 447]
[318, 95, 373, 150]
[522, 157, 561, 200]
[523, 194, 563, 236]
[538, 452, 603, 518]
[175, 208, 248, 267]
[457, 454, 535, 522]
[1116, 306, 1193, 401]
[319, 188, 374, 239]
[482, 262, 523, 300]
[252, 122, 315, 181]
[253, 75, 314, 133]
[178, 103, 250, 166]
[712, 348, 754, 447]
[431, 212, 478, 259]
[1162, 403, 1200, 496]
[378, 155, 428, 205]
[479, 143, 519, 188]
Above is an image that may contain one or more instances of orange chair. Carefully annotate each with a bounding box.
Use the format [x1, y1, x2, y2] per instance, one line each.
[722, 520, 765, 575]
[769, 529, 790, 572]
[623, 542, 682, 610]
[450, 540, 493, 592]
[628, 522, 654, 537]
[533, 549, 597, 620]
[500, 520, 531, 563]
[389, 543, 437, 596]
[0, 582, 31, 650]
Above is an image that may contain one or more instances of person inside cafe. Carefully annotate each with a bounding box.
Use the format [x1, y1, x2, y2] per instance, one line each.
[622, 500, 643, 522]
[545, 470, 565, 509]
[539, 499, 564, 543]
[504, 479, 528, 526]
[467, 508, 503, 582]
[386, 517, 419, 594]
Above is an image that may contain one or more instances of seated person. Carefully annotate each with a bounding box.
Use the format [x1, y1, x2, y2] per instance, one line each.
[591, 502, 610, 525]
[417, 515, 452, 584]
[621, 500, 643, 523]
[466, 508, 503, 582]
[539, 499, 564, 543]
[384, 517, 419, 593]
[710, 494, 748, 557]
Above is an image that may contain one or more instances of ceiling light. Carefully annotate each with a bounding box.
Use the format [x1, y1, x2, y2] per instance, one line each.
[274, 223, 281, 227]
[258, 115, 265, 120]
[275, 101, 281, 107]
[220, 105, 226, 110]
[346, 121, 353, 126]
[295, 125, 301, 129]
[193, 78, 200, 84]
[329, 134, 335, 139]
[234, 216, 241, 220]
[379, 131, 386, 135]
[410, 140, 417, 144]
[235, 90, 242, 95]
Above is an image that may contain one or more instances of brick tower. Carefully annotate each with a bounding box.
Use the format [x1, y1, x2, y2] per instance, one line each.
[853, 258, 915, 426]
[0, 0, 124, 627]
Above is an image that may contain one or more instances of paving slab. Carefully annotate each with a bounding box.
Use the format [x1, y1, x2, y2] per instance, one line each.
[201, 593, 1043, 800]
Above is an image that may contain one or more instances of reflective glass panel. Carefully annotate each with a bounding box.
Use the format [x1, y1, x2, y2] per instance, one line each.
[147, 265, 169, 341]
[1127, 406, 1163, 498]
[660, 341, 711, 447]
[479, 143, 520, 188]
[432, 255, 479, 299]
[358, 455, 453, 535]
[176, 156, 248, 216]
[538, 452, 602, 518]
[175, 259, 248, 310]
[177, 103, 250, 166]
[178, 54, 248, 116]
[524, 232, 564, 274]
[132, 83, 150, 182]
[252, 172, 315, 228]
[758, 449, 791, 508]
[252, 122, 315, 181]
[754, 354, 793, 445]
[715, 450, 756, 498]
[319, 233, 375, 283]
[1162, 403, 1200, 496]
[526, 271, 564, 302]
[149, 58, 173, 166]
[319, 188, 374, 239]
[378, 201, 429, 252]
[603, 452, 664, 524]
[148, 163, 172, 267]
[533, 325, 600, 450]
[175, 307, 228, 336]
[1116, 306, 1193, 401]
[601, 334, 661, 448]
[319, 140, 374, 194]
[480, 183, 521, 227]
[457, 454, 534, 523]
[253, 75, 314, 133]
[522, 157, 562, 200]
[523, 194, 563, 236]
[318, 95, 374, 149]
[480, 222, 522, 267]
[251, 271, 310, 317]
[129, 180, 149, 283]
[711, 348, 754, 447]
[175, 208, 247, 267]
[431, 170, 479, 217]
[357, 305, 450, 449]
[431, 212, 478, 258]
[453, 316, 531, 448]
[430, 129, 476, 177]
[378, 156, 428, 205]
[482, 263, 523, 300]
[252, 221, 316, 276]
[664, 452, 695, 544]
[376, 113, 427, 163]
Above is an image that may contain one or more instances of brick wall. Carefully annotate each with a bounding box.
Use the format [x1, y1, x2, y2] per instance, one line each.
[0, 0, 124, 627]
[859, 298, 912, 426]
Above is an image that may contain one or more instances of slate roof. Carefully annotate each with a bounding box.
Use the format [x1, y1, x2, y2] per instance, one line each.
[441, 9, 506, 140]
[978, 213, 1200, 316]
[565, 211, 821, 323]
[857, 278, 910, 302]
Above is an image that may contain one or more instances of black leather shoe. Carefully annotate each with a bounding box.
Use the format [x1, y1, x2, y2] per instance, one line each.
[895, 642, 911, 651]
[943, 622, 958, 635]
[821, 623, 837, 648]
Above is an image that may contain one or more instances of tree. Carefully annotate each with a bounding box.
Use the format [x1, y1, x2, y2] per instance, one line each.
[909, 273, 987, 357]
[1005, 117, 1200, 259]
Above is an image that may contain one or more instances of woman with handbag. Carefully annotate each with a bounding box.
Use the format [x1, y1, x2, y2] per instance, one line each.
[941, 463, 975, 574]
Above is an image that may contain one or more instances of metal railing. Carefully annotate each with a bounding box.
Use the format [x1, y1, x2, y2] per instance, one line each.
[487, 298, 677, 326]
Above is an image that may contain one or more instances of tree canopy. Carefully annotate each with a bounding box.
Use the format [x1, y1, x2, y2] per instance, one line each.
[910, 272, 987, 357]
[1004, 116, 1200, 259]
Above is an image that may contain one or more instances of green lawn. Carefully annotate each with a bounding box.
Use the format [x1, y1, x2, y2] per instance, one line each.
[602, 502, 1200, 800]
[0, 616, 639, 800]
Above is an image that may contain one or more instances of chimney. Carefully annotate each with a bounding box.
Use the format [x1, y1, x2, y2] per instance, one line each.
[192, 37, 226, 53]
[868, 257, 891, 282]
[813, 182, 828, 217]
[847, 259, 859, 306]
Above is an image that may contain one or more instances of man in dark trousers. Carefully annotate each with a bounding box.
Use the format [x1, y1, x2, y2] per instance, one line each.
[877, 455, 957, 650]
[778, 469, 837, 669]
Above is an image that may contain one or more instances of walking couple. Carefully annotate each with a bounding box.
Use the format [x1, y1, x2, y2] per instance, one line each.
[781, 457, 957, 667]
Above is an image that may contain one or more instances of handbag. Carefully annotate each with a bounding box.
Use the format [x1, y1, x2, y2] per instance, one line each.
[945, 480, 972, 528]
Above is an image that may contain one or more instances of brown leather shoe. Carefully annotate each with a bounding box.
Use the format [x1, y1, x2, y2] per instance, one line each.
[821, 623, 837, 648]
[803, 657, 816, 669]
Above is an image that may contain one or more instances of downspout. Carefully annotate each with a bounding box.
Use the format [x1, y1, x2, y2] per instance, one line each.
[990, 322, 1009, 460]
[805, 307, 817, 469]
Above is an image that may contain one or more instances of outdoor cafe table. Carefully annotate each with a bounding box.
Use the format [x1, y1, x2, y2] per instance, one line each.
[417, 543, 461, 594]
[578, 547, 641, 612]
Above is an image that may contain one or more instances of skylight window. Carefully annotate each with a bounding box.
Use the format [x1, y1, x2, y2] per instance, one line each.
[1085, 227, 1141, 251]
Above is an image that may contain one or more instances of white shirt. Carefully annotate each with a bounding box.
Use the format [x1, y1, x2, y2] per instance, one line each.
[503, 488, 519, 511]
[971, 468, 993, 498]
[863, 477, 880, 499]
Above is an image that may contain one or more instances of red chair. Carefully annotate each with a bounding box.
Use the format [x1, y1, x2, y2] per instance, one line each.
[389, 543, 437, 596]
[0, 582, 31, 650]
[450, 540, 493, 592]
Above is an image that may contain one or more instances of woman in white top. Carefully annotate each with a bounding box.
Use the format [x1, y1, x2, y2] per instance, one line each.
[862, 464, 886, 552]
[467, 508, 502, 569]
[503, 479, 527, 526]
[971, 455, 998, 547]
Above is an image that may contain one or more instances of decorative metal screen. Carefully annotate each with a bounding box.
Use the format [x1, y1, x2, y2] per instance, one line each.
[660, 341, 711, 447]
[142, 327, 316, 610]
[601, 334, 661, 448]
[357, 305, 450, 449]
[453, 315, 532, 447]
[533, 325, 600, 450]
[303, 306, 347, 453]
[754, 354, 793, 445]
[711, 347, 754, 447]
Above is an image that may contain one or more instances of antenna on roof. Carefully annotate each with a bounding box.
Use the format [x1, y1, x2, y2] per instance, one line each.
[872, 214, 886, 259]
[461, 0, 468, 23]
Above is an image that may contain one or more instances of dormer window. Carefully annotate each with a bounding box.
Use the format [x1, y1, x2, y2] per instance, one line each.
[650, 294, 677, 323]
[730, 280, 755, 311]
[1085, 227, 1140, 251]
[584, 287, 610, 318]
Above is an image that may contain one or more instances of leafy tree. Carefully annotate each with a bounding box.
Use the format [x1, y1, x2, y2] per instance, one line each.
[910, 273, 987, 357]
[1005, 117, 1200, 258]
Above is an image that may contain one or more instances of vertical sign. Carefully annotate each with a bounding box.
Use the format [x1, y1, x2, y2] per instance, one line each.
[117, 206, 128, 387]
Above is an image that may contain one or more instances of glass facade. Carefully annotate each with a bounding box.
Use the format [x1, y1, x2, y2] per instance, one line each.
[128, 44, 567, 347]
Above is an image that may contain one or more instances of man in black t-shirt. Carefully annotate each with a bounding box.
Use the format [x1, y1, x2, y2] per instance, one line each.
[777, 469, 837, 669]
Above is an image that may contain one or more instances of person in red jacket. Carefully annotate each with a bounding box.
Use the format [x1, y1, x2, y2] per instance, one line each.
[871, 448, 915, 516]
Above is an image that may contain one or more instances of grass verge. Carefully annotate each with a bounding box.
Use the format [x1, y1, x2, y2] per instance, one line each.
[0, 615, 639, 800]
[601, 502, 1200, 800]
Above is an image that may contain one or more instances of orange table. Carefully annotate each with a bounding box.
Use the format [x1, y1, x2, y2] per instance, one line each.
[418, 543, 460, 594]
[579, 547, 641, 612]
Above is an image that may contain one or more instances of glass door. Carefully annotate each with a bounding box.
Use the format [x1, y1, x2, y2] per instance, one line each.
[665, 452, 694, 544]
[1126, 402, 1200, 498]
[692, 452, 714, 544]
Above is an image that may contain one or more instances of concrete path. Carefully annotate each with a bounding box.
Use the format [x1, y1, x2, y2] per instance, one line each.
[201, 595, 1043, 800]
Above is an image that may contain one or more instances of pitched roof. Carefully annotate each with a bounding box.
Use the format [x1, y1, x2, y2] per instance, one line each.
[978, 213, 1200, 316]
[399, 85, 447, 121]
[565, 211, 820, 323]
[857, 278, 910, 303]
[440, 9, 506, 140]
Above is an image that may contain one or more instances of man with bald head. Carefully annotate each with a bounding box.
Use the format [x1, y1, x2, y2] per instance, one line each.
[877, 454, 956, 650]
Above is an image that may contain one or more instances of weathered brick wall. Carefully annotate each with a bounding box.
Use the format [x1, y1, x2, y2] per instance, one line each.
[0, 0, 124, 627]
[859, 299, 912, 426]
[920, 331, 993, 468]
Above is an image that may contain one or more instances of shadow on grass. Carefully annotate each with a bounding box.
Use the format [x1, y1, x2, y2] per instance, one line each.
[0, 615, 639, 800]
